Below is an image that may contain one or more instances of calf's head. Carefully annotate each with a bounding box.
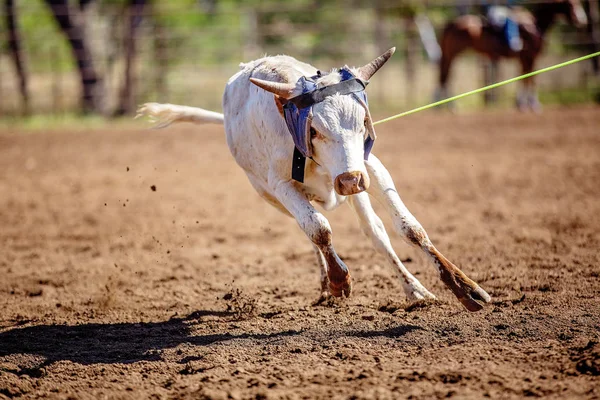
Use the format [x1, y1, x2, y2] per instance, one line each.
[310, 89, 371, 195]
[250, 48, 395, 196]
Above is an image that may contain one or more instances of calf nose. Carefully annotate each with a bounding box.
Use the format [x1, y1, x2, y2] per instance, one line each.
[334, 171, 370, 196]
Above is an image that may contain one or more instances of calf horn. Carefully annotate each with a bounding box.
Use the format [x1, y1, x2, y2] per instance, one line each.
[249, 78, 296, 99]
[357, 47, 396, 81]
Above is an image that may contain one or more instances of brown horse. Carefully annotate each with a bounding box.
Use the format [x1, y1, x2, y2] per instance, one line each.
[437, 0, 588, 111]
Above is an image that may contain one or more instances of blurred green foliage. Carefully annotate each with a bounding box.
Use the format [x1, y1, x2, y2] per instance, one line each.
[11, 0, 72, 72]
[4, 0, 459, 72]
[0, 0, 596, 116]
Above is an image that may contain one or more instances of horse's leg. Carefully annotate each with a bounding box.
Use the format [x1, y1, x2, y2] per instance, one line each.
[516, 73, 529, 111]
[437, 26, 459, 103]
[519, 56, 541, 112]
[437, 25, 471, 109]
[436, 45, 453, 102]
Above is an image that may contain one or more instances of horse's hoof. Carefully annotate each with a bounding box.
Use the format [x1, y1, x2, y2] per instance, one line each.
[529, 101, 542, 114]
[516, 101, 528, 112]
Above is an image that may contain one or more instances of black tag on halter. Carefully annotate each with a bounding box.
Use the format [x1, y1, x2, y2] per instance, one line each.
[291, 147, 307, 183]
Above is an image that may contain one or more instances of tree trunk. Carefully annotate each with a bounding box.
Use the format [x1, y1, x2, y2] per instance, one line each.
[588, 0, 600, 74]
[4, 0, 29, 115]
[45, 0, 103, 114]
[115, 0, 146, 116]
[153, 16, 168, 102]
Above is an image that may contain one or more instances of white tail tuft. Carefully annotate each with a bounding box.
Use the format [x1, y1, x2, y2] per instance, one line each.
[135, 103, 225, 129]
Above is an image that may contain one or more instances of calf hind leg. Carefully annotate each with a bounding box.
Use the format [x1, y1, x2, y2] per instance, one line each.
[366, 155, 491, 312]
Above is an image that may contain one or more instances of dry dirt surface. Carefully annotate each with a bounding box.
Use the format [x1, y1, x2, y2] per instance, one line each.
[1, 106, 599, 399]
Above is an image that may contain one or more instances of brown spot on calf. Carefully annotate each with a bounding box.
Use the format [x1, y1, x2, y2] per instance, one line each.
[405, 226, 428, 247]
[313, 228, 332, 247]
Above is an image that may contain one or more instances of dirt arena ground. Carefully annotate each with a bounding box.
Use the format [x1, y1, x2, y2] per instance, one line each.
[0, 106, 599, 399]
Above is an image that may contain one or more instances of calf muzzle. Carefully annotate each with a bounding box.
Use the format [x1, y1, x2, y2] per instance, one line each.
[334, 171, 370, 196]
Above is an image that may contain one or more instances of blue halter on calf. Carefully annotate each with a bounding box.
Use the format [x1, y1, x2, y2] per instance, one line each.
[282, 67, 377, 183]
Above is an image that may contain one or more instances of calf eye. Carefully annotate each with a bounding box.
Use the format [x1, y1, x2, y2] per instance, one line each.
[364, 119, 368, 127]
[310, 127, 317, 139]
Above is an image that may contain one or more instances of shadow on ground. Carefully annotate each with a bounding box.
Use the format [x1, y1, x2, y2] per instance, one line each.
[0, 310, 423, 368]
[0, 310, 301, 366]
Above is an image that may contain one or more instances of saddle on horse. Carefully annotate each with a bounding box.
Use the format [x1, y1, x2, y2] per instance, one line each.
[486, 6, 523, 52]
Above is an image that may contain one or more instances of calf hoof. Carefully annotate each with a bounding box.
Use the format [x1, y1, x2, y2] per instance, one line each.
[329, 275, 352, 298]
[432, 248, 491, 312]
[313, 291, 331, 306]
[405, 281, 437, 302]
[442, 270, 491, 312]
[457, 284, 491, 312]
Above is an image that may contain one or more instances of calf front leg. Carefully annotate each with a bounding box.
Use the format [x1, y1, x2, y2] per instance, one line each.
[312, 244, 330, 302]
[273, 180, 351, 298]
[347, 192, 436, 301]
[365, 155, 491, 312]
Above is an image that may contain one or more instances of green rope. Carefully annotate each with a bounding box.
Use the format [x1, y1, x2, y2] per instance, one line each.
[373, 51, 600, 126]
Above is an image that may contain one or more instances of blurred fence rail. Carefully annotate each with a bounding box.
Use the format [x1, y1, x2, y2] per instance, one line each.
[0, 0, 598, 118]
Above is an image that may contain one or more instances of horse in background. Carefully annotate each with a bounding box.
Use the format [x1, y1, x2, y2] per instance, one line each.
[436, 0, 588, 111]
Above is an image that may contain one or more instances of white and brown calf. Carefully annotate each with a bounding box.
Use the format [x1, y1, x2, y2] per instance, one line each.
[137, 48, 491, 312]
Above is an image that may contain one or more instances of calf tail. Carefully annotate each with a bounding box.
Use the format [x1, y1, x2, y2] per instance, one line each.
[136, 103, 224, 129]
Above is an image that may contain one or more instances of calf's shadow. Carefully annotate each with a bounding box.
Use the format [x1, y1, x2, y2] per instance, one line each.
[0, 309, 423, 370]
[0, 310, 301, 367]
